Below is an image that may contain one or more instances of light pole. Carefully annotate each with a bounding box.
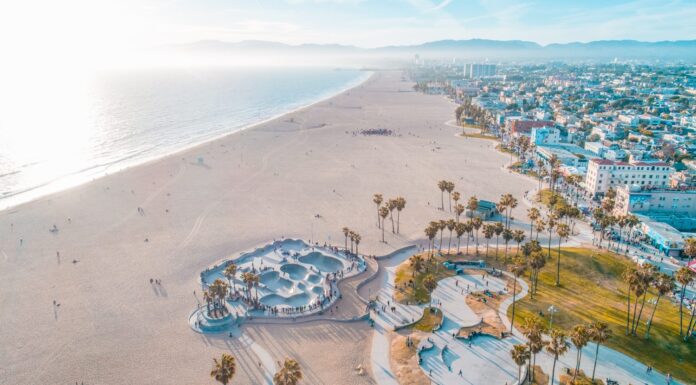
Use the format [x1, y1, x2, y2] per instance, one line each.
[548, 305, 559, 329]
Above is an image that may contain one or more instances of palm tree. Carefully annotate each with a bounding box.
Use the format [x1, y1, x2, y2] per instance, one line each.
[410, 254, 425, 277]
[437, 180, 448, 210]
[534, 219, 546, 241]
[645, 273, 675, 339]
[546, 329, 569, 385]
[467, 196, 479, 219]
[379, 206, 389, 242]
[342, 227, 350, 252]
[676, 266, 695, 337]
[527, 207, 540, 239]
[425, 224, 437, 257]
[631, 264, 655, 335]
[242, 272, 259, 304]
[622, 266, 638, 335]
[555, 223, 570, 286]
[423, 274, 437, 294]
[438, 220, 447, 251]
[384, 199, 396, 233]
[224, 263, 238, 295]
[454, 203, 465, 223]
[512, 230, 526, 256]
[273, 358, 302, 385]
[373, 194, 383, 228]
[684, 237, 696, 262]
[210, 353, 236, 385]
[502, 228, 513, 258]
[510, 257, 526, 332]
[522, 316, 546, 382]
[463, 220, 474, 255]
[446, 219, 456, 254]
[570, 324, 590, 383]
[395, 197, 406, 234]
[471, 217, 483, 254]
[493, 222, 504, 259]
[483, 223, 495, 258]
[455, 222, 466, 254]
[589, 321, 612, 382]
[445, 181, 455, 212]
[510, 344, 530, 384]
[452, 191, 461, 216]
[546, 215, 557, 259]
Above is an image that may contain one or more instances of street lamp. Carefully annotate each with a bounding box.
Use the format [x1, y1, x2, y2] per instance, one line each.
[548, 305, 559, 329]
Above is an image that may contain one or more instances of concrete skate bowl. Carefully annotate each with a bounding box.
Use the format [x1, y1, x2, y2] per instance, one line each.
[280, 263, 309, 281]
[260, 292, 313, 308]
[299, 252, 344, 272]
[259, 270, 293, 291]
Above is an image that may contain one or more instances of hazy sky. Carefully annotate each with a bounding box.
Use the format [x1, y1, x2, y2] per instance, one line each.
[1, 0, 695, 66]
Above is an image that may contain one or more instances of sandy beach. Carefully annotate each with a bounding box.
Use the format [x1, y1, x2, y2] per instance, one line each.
[0, 70, 535, 384]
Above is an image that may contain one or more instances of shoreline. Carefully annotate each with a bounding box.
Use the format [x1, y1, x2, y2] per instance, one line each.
[0, 70, 374, 213]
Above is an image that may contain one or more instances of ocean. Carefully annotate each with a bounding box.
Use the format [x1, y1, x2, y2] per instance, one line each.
[0, 67, 370, 209]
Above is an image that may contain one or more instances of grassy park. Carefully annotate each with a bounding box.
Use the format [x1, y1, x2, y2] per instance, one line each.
[510, 247, 696, 381]
[394, 251, 456, 304]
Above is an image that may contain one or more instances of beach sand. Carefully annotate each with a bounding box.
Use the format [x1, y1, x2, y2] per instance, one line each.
[0, 70, 535, 384]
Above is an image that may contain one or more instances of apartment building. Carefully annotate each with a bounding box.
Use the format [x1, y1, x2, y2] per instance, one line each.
[584, 159, 673, 197]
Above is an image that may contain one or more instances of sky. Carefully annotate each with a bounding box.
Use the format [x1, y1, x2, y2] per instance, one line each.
[1, 0, 695, 67]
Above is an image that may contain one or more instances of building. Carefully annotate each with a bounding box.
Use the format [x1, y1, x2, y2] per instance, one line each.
[637, 216, 686, 257]
[464, 63, 497, 78]
[584, 159, 674, 198]
[536, 143, 598, 169]
[531, 126, 561, 145]
[508, 120, 554, 136]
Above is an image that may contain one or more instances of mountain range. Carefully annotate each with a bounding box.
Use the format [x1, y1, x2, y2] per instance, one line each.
[174, 39, 696, 62]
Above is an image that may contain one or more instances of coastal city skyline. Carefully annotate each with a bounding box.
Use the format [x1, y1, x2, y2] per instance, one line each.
[2, 2, 695, 385]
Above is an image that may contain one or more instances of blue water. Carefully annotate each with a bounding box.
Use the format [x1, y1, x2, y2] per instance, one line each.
[0, 67, 370, 209]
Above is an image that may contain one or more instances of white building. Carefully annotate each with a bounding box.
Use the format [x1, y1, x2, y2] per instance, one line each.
[584, 159, 674, 198]
[531, 126, 561, 145]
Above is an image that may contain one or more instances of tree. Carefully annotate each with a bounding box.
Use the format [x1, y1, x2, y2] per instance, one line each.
[210, 353, 236, 385]
[224, 263, 238, 295]
[510, 344, 530, 385]
[471, 217, 483, 254]
[502, 228, 513, 258]
[555, 223, 570, 286]
[353, 233, 362, 256]
[546, 329, 569, 385]
[379, 206, 389, 243]
[452, 191, 461, 217]
[631, 264, 655, 335]
[570, 324, 590, 383]
[589, 321, 612, 382]
[455, 222, 466, 254]
[372, 194, 383, 228]
[527, 207, 540, 239]
[522, 316, 546, 382]
[546, 215, 557, 259]
[445, 219, 456, 254]
[454, 203, 465, 223]
[467, 196, 479, 219]
[510, 257, 527, 333]
[445, 181, 455, 212]
[437, 180, 448, 210]
[684, 237, 696, 262]
[424, 225, 437, 257]
[483, 223, 495, 258]
[493, 222, 504, 259]
[273, 358, 302, 385]
[242, 272, 259, 304]
[645, 273, 675, 339]
[387, 199, 397, 234]
[342, 227, 350, 252]
[534, 219, 546, 242]
[410, 255, 425, 277]
[438, 220, 447, 251]
[423, 274, 438, 294]
[676, 266, 695, 337]
[622, 266, 638, 335]
[513, 230, 526, 256]
[395, 197, 406, 234]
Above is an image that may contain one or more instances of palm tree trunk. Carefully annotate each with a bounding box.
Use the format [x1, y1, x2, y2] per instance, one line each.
[572, 351, 581, 382]
[529, 222, 534, 240]
[551, 357, 557, 385]
[630, 294, 641, 334]
[390, 213, 395, 234]
[495, 236, 499, 259]
[457, 236, 461, 254]
[510, 278, 517, 333]
[376, 207, 380, 228]
[381, 225, 385, 243]
[397, 211, 401, 234]
[556, 242, 562, 286]
[644, 295, 661, 339]
[441, 191, 444, 210]
[680, 287, 686, 336]
[626, 289, 632, 335]
[466, 236, 470, 255]
[592, 342, 600, 381]
[448, 231, 452, 253]
[633, 294, 648, 335]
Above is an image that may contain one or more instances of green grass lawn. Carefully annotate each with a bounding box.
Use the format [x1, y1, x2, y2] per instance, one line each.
[394, 251, 456, 304]
[509, 247, 696, 382]
[413, 307, 444, 332]
[537, 188, 570, 211]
